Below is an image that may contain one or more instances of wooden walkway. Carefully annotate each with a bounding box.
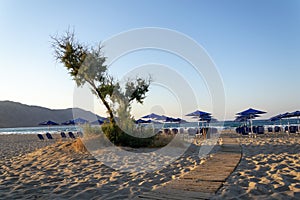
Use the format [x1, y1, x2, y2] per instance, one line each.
[135, 134, 242, 200]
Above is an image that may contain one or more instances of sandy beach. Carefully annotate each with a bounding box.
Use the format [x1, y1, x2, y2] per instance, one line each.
[214, 133, 300, 200]
[0, 132, 300, 199]
[0, 133, 203, 199]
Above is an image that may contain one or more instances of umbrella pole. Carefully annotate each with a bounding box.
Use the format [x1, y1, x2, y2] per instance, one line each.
[250, 119, 254, 138]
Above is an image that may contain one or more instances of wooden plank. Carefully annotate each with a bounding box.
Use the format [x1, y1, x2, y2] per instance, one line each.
[135, 134, 242, 200]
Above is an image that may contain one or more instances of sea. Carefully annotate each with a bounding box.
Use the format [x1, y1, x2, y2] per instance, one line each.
[0, 119, 299, 135]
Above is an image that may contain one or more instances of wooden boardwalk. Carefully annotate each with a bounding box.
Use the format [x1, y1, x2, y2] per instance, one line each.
[135, 134, 242, 200]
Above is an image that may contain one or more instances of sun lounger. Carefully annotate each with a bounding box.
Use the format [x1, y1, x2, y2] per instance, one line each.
[163, 128, 171, 135]
[267, 127, 273, 133]
[68, 132, 76, 139]
[289, 126, 297, 133]
[60, 132, 67, 138]
[45, 132, 53, 139]
[171, 128, 178, 134]
[274, 126, 281, 133]
[37, 134, 44, 140]
[257, 126, 264, 134]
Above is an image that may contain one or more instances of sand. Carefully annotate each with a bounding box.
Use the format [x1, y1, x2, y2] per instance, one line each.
[214, 133, 300, 200]
[0, 133, 203, 199]
[1, 132, 300, 199]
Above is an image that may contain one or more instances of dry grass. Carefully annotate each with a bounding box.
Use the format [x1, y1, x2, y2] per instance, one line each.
[71, 138, 88, 152]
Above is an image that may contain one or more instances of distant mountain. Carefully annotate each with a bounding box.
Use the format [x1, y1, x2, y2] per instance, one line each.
[0, 101, 105, 128]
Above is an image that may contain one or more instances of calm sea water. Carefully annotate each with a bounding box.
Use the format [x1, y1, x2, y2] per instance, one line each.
[1, 119, 299, 135]
[0, 125, 79, 135]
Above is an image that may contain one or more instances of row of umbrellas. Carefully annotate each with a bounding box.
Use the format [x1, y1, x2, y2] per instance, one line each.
[136, 110, 215, 125]
[39, 117, 106, 126]
[269, 111, 300, 122]
[41, 108, 300, 127]
[235, 108, 300, 127]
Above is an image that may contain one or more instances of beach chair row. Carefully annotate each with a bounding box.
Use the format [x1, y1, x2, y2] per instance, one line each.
[236, 125, 300, 135]
[267, 126, 299, 133]
[37, 131, 83, 140]
[156, 127, 218, 139]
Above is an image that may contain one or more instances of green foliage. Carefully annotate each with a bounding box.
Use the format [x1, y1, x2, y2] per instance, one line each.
[51, 30, 152, 145]
[82, 124, 180, 148]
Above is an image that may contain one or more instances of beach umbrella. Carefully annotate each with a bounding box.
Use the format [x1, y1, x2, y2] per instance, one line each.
[38, 120, 59, 132]
[291, 111, 300, 117]
[281, 112, 294, 119]
[269, 114, 284, 122]
[237, 108, 266, 116]
[165, 117, 182, 123]
[141, 113, 163, 120]
[291, 111, 300, 124]
[186, 110, 211, 117]
[236, 108, 267, 135]
[155, 115, 168, 121]
[62, 118, 89, 125]
[73, 118, 89, 124]
[186, 110, 212, 129]
[281, 112, 295, 132]
[91, 119, 104, 125]
[135, 119, 152, 124]
[61, 120, 75, 125]
[38, 120, 59, 126]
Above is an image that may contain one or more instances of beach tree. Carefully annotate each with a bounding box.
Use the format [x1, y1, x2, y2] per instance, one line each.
[51, 31, 151, 143]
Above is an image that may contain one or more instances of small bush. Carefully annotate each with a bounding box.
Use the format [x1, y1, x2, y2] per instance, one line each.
[83, 123, 181, 148]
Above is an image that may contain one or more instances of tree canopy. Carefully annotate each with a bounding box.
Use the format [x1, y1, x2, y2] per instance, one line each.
[51, 31, 151, 130]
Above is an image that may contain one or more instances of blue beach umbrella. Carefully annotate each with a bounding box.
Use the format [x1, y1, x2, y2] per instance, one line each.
[237, 108, 266, 116]
[91, 119, 104, 125]
[61, 120, 75, 125]
[186, 110, 211, 117]
[135, 119, 152, 124]
[38, 120, 59, 126]
[291, 111, 300, 117]
[141, 113, 163, 120]
[291, 111, 300, 124]
[186, 110, 212, 129]
[73, 118, 89, 124]
[62, 118, 89, 125]
[269, 114, 284, 122]
[236, 108, 266, 135]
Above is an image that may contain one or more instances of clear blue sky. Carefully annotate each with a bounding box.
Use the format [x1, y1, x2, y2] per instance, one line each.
[1, 0, 300, 120]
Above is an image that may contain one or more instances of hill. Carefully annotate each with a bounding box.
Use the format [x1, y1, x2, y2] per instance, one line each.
[0, 101, 104, 128]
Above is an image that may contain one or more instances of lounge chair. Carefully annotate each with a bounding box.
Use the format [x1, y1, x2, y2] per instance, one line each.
[289, 126, 297, 133]
[274, 126, 281, 133]
[37, 134, 44, 140]
[267, 127, 273, 133]
[60, 132, 67, 138]
[257, 126, 264, 134]
[163, 128, 171, 135]
[46, 132, 53, 139]
[284, 126, 289, 132]
[171, 128, 178, 134]
[68, 132, 76, 139]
